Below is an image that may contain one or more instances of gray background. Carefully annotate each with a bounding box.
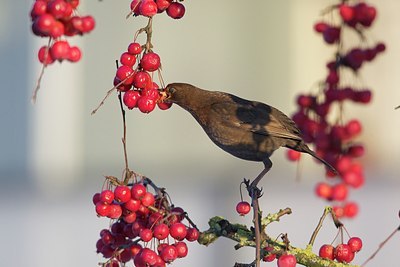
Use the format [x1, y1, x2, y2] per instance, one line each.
[1, 1, 399, 266]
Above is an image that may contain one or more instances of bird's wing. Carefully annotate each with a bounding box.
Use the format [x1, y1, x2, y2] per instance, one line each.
[210, 96, 302, 141]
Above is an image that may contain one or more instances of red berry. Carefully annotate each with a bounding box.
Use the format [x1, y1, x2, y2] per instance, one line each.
[348, 237, 363, 252]
[38, 46, 54, 65]
[344, 202, 359, 218]
[130, 0, 141, 15]
[128, 42, 142, 55]
[31, 1, 47, 19]
[114, 77, 132, 92]
[47, 0, 68, 19]
[49, 20, 65, 38]
[120, 52, 137, 67]
[131, 183, 147, 199]
[297, 95, 314, 108]
[156, 0, 172, 11]
[339, 4, 355, 22]
[160, 245, 178, 263]
[123, 198, 141, 212]
[133, 71, 151, 89]
[157, 101, 172, 110]
[67, 46, 81, 62]
[95, 202, 110, 217]
[139, 228, 153, 242]
[236, 201, 251, 216]
[92, 192, 101, 205]
[141, 52, 161, 72]
[335, 244, 354, 263]
[185, 227, 199, 242]
[123, 90, 141, 109]
[323, 26, 341, 44]
[141, 192, 155, 206]
[315, 182, 332, 200]
[141, 88, 160, 100]
[118, 249, 132, 263]
[277, 254, 297, 267]
[166, 2, 185, 19]
[375, 42, 386, 53]
[137, 96, 156, 113]
[130, 244, 143, 257]
[333, 205, 345, 218]
[263, 246, 276, 262]
[114, 185, 132, 203]
[116, 66, 135, 85]
[123, 212, 137, 223]
[153, 223, 170, 240]
[343, 171, 364, 188]
[319, 244, 334, 260]
[174, 241, 188, 258]
[169, 223, 187, 241]
[140, 0, 158, 17]
[81, 15, 95, 33]
[51, 40, 70, 61]
[331, 183, 348, 201]
[34, 14, 56, 35]
[108, 204, 123, 219]
[314, 22, 328, 33]
[286, 150, 301, 161]
[345, 119, 362, 137]
[69, 0, 80, 9]
[139, 248, 158, 266]
[100, 190, 114, 204]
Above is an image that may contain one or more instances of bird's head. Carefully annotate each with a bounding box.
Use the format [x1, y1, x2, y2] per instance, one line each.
[159, 83, 197, 105]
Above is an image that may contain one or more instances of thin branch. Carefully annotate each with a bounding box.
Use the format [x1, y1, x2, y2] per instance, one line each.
[31, 38, 52, 103]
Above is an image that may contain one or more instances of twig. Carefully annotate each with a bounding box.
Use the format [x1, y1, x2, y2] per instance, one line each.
[308, 206, 332, 246]
[31, 38, 52, 103]
[361, 225, 399, 266]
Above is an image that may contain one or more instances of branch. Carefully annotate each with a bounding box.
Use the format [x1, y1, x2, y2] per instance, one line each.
[199, 216, 360, 267]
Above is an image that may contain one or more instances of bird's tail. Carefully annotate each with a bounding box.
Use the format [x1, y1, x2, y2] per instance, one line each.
[295, 143, 338, 175]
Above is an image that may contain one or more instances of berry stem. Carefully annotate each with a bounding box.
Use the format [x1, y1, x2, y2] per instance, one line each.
[31, 37, 52, 104]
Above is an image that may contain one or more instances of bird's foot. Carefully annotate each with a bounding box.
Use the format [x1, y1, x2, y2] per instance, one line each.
[243, 178, 263, 199]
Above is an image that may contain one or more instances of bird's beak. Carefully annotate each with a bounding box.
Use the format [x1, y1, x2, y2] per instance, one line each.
[158, 88, 172, 103]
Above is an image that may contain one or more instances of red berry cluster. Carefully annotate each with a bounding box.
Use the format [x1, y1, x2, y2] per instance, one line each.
[30, 0, 95, 65]
[287, 1, 385, 218]
[319, 237, 362, 263]
[115, 43, 171, 113]
[130, 0, 186, 19]
[93, 182, 199, 267]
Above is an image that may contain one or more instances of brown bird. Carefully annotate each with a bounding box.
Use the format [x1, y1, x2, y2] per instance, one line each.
[161, 82, 336, 182]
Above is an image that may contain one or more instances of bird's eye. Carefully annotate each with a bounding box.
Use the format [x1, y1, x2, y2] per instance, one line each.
[168, 87, 176, 94]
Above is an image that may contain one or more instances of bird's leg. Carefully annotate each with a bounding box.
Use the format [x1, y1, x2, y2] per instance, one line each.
[247, 158, 272, 267]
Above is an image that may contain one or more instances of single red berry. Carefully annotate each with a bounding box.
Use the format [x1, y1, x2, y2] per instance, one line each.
[118, 249, 132, 263]
[114, 77, 132, 92]
[130, 244, 143, 257]
[133, 71, 151, 89]
[236, 201, 251, 216]
[81, 15, 95, 33]
[375, 42, 386, 53]
[139, 228, 153, 242]
[131, 183, 147, 200]
[323, 26, 341, 44]
[174, 241, 188, 258]
[315, 182, 332, 200]
[34, 14, 56, 35]
[319, 244, 334, 260]
[123, 211, 137, 223]
[141, 52, 161, 72]
[331, 183, 348, 201]
[140, 0, 158, 17]
[348, 237, 363, 252]
[69, 0, 80, 9]
[137, 96, 156, 113]
[335, 244, 354, 263]
[185, 228, 199, 242]
[286, 150, 301, 161]
[31, 1, 47, 19]
[141, 192, 155, 206]
[153, 255, 166, 267]
[123, 198, 141, 212]
[116, 66, 135, 85]
[345, 119, 362, 137]
[314, 22, 328, 33]
[95, 203, 110, 217]
[347, 144, 365, 158]
[170, 223, 187, 241]
[141, 88, 160, 100]
[277, 254, 297, 267]
[157, 101, 172, 110]
[139, 248, 158, 266]
[130, 0, 141, 15]
[101, 245, 114, 258]
[167, 2, 185, 19]
[49, 20, 65, 38]
[123, 90, 141, 109]
[38, 46, 54, 65]
[343, 171, 364, 188]
[262, 246, 276, 262]
[92, 192, 101, 205]
[296, 94, 314, 108]
[100, 229, 114, 245]
[339, 4, 355, 22]
[114, 185, 132, 203]
[335, 156, 352, 174]
[344, 202, 359, 218]
[333, 205, 345, 218]
[160, 245, 178, 263]
[153, 223, 170, 240]
[47, 0, 68, 19]
[128, 42, 142, 55]
[156, 0, 172, 11]
[100, 189, 114, 204]
[67, 46, 81, 62]
[120, 52, 137, 67]
[51, 40, 70, 61]
[108, 204, 123, 219]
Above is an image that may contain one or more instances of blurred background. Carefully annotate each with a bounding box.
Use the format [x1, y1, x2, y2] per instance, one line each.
[1, 0, 399, 266]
